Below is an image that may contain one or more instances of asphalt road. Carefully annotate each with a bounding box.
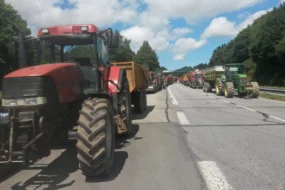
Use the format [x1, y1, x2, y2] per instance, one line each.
[1, 83, 285, 190]
[0, 87, 202, 190]
[169, 83, 285, 190]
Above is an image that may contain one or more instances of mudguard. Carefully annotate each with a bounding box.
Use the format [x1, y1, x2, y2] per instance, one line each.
[108, 66, 124, 94]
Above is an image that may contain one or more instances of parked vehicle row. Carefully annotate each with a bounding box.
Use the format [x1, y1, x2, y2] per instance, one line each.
[180, 63, 260, 98]
[0, 24, 150, 178]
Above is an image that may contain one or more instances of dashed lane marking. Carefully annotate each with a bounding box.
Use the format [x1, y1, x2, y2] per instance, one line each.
[167, 87, 179, 105]
[177, 111, 190, 125]
[198, 161, 234, 190]
[203, 93, 285, 123]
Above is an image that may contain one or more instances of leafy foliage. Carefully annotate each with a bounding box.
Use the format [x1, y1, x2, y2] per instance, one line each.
[109, 34, 135, 62]
[0, 0, 31, 78]
[209, 3, 285, 86]
[133, 41, 160, 71]
[174, 63, 208, 72]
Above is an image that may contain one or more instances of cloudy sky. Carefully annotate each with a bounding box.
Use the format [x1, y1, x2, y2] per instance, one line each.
[6, 0, 284, 70]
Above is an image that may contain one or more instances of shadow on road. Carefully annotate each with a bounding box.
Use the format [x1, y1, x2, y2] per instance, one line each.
[132, 106, 155, 120]
[85, 124, 141, 183]
[10, 143, 78, 190]
[5, 124, 141, 188]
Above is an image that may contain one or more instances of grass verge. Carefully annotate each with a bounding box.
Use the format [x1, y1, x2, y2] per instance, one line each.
[259, 93, 285, 102]
[260, 86, 285, 90]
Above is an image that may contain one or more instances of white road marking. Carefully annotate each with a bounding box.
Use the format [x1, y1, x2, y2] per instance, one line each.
[216, 96, 285, 122]
[167, 88, 179, 105]
[220, 100, 230, 103]
[236, 105, 255, 112]
[198, 161, 234, 190]
[176, 111, 190, 125]
[270, 116, 285, 123]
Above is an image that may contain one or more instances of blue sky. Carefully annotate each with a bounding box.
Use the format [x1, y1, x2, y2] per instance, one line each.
[7, 0, 283, 71]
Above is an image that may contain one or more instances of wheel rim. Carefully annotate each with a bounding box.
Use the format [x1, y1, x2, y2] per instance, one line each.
[105, 113, 112, 159]
[225, 86, 228, 97]
[125, 91, 132, 128]
[216, 84, 219, 93]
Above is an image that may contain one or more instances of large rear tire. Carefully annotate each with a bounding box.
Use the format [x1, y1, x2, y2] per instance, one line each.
[224, 82, 234, 98]
[142, 90, 147, 111]
[119, 77, 133, 136]
[76, 98, 115, 177]
[250, 82, 259, 98]
[216, 78, 224, 96]
[134, 91, 144, 114]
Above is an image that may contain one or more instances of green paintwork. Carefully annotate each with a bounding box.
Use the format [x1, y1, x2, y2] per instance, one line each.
[221, 74, 226, 82]
[235, 74, 247, 78]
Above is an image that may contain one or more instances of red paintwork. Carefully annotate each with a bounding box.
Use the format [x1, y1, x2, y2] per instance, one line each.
[4, 63, 82, 104]
[108, 66, 121, 94]
[38, 24, 99, 36]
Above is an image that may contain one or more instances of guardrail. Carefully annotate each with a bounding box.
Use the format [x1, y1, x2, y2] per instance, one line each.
[259, 87, 285, 95]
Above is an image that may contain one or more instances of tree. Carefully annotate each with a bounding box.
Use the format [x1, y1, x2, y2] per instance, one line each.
[0, 0, 31, 78]
[109, 35, 135, 62]
[133, 41, 160, 71]
[208, 3, 285, 86]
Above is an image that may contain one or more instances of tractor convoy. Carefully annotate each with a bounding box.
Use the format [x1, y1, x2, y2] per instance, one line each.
[0, 24, 171, 178]
[0, 23, 260, 180]
[180, 63, 259, 98]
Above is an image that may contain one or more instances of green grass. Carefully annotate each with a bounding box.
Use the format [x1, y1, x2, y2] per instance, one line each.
[259, 93, 285, 102]
[260, 86, 285, 89]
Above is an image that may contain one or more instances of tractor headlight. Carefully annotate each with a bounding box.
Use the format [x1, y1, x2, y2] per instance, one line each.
[2, 97, 47, 107]
[81, 26, 88, 32]
[41, 28, 49, 34]
[24, 98, 38, 105]
[3, 99, 17, 106]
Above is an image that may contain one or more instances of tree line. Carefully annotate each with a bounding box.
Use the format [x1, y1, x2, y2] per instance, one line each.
[0, 0, 165, 80]
[208, 3, 285, 86]
[175, 3, 285, 86]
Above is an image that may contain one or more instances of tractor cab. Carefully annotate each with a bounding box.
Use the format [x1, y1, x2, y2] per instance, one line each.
[224, 63, 245, 81]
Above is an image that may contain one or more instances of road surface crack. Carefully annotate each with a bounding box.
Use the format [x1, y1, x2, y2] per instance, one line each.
[165, 90, 171, 122]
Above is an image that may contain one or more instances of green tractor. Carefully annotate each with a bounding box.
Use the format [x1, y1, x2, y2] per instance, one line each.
[217, 63, 259, 98]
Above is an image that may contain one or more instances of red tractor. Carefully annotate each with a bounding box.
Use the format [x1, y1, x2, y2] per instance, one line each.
[0, 24, 133, 177]
[188, 70, 204, 89]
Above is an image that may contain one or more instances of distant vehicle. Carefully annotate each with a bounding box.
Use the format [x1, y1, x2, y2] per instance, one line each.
[203, 63, 259, 98]
[189, 69, 204, 89]
[146, 71, 161, 93]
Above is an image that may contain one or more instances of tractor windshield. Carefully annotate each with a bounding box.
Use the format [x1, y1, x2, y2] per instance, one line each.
[36, 34, 109, 67]
[195, 74, 202, 79]
[227, 65, 245, 79]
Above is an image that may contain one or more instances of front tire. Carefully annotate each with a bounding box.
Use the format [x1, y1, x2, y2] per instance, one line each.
[76, 98, 115, 177]
[250, 82, 259, 98]
[224, 82, 234, 98]
[216, 78, 224, 96]
[134, 91, 145, 114]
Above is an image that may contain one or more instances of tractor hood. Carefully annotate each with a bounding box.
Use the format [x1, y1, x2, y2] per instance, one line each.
[4, 63, 78, 78]
[235, 74, 247, 78]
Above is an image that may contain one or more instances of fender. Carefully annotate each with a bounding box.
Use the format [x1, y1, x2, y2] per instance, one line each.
[108, 66, 125, 94]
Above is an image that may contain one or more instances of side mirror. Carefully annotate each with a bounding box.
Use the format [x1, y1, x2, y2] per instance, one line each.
[108, 30, 120, 49]
[7, 41, 16, 55]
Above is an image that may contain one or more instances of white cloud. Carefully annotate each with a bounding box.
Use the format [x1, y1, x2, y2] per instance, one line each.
[238, 9, 271, 30]
[143, 0, 262, 24]
[121, 26, 170, 52]
[171, 38, 207, 60]
[6, 0, 271, 65]
[6, 0, 140, 35]
[171, 28, 192, 39]
[138, 11, 169, 31]
[201, 17, 238, 39]
[173, 54, 185, 60]
[280, 0, 285, 3]
[201, 8, 271, 39]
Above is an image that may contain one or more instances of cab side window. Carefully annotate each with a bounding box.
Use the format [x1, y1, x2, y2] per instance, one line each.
[97, 37, 110, 66]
